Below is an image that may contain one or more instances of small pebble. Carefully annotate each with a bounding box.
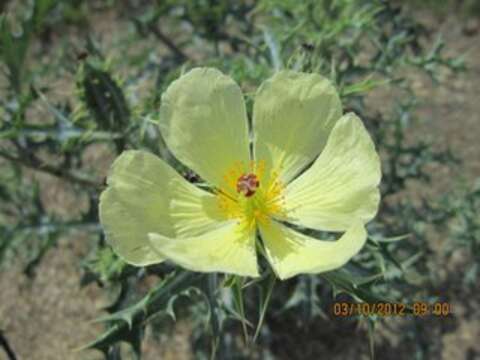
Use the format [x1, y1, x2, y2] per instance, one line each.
[462, 18, 479, 36]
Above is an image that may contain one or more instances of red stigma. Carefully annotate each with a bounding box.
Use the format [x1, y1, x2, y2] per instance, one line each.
[236, 173, 260, 197]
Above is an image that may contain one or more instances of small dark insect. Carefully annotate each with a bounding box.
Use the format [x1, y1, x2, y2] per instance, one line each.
[76, 50, 89, 61]
[302, 43, 314, 51]
[184, 171, 201, 183]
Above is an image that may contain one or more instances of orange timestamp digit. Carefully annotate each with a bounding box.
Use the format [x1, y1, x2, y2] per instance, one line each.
[332, 302, 407, 317]
[412, 302, 452, 316]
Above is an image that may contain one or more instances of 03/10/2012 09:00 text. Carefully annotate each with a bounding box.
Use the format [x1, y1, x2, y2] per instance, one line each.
[332, 302, 453, 317]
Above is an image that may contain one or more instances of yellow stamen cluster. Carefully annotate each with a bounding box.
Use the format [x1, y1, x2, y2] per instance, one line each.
[217, 160, 286, 230]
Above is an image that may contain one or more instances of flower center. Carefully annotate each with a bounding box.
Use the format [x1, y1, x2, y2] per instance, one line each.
[217, 160, 285, 230]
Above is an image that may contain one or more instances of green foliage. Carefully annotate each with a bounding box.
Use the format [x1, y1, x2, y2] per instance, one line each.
[79, 271, 203, 357]
[438, 178, 480, 286]
[0, 0, 55, 93]
[80, 62, 131, 133]
[0, 0, 474, 359]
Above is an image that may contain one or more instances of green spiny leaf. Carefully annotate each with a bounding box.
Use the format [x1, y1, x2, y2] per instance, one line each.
[79, 271, 202, 354]
[81, 63, 131, 132]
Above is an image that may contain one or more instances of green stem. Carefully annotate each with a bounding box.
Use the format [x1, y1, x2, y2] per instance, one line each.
[0, 330, 17, 360]
[0, 148, 100, 189]
[148, 24, 188, 61]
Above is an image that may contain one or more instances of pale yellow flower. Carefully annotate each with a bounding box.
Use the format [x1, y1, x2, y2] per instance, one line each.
[99, 68, 381, 280]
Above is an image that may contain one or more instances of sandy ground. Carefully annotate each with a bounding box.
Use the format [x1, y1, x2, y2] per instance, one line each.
[0, 8, 479, 360]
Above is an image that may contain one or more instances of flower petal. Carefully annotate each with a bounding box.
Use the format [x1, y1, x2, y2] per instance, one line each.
[148, 222, 258, 277]
[259, 221, 366, 280]
[99, 150, 223, 266]
[160, 68, 250, 192]
[253, 71, 342, 184]
[283, 113, 381, 231]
